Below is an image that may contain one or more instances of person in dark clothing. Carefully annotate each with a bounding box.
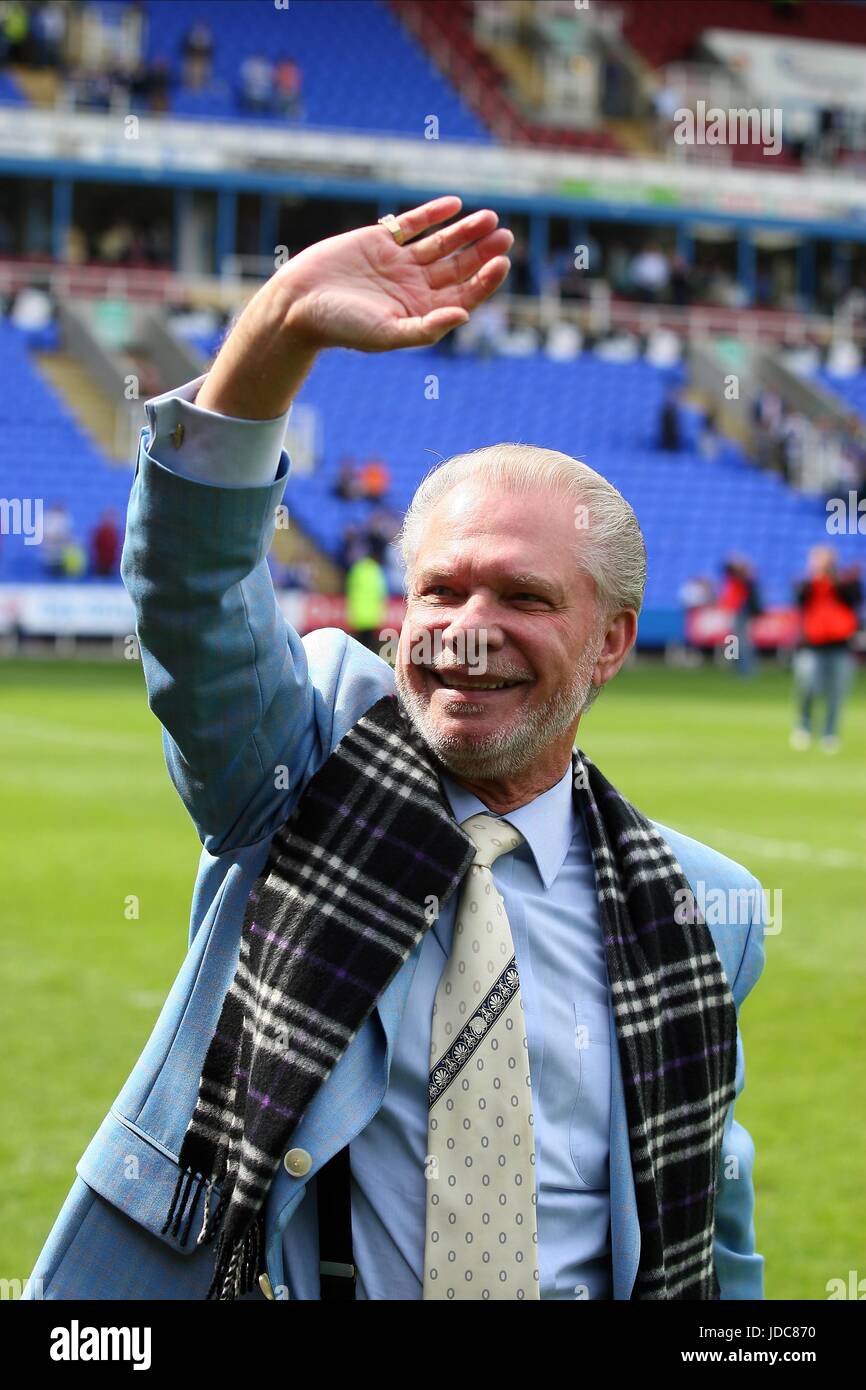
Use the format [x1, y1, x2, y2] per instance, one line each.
[658, 389, 681, 451]
[333, 457, 361, 501]
[790, 547, 862, 751]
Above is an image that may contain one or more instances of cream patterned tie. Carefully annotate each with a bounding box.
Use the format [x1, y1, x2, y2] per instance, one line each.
[422, 813, 540, 1300]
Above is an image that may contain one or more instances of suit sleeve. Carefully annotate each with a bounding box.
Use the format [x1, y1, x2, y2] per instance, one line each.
[120, 423, 323, 856]
[713, 874, 766, 1300]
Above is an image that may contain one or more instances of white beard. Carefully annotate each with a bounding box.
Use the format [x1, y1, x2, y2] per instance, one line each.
[394, 636, 602, 781]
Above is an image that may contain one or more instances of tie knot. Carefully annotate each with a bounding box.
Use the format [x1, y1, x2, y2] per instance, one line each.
[460, 813, 524, 869]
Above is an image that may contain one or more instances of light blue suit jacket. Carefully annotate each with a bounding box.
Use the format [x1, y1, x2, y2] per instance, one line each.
[24, 434, 765, 1301]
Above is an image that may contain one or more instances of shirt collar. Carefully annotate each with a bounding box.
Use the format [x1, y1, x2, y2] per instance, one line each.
[439, 760, 577, 892]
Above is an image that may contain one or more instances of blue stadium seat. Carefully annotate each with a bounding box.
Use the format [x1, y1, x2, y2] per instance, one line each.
[0, 322, 134, 582]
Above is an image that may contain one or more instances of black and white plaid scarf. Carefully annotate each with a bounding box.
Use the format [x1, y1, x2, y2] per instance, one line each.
[163, 693, 738, 1300]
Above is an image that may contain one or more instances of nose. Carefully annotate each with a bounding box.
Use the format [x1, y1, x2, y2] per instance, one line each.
[442, 594, 506, 665]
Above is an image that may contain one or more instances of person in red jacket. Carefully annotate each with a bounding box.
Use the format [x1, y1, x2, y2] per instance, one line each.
[719, 556, 761, 677]
[90, 507, 121, 578]
[790, 546, 862, 752]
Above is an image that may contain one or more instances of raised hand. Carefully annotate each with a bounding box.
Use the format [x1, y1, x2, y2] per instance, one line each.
[196, 196, 511, 419]
[281, 196, 513, 352]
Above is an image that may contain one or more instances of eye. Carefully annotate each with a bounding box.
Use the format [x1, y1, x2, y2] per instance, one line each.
[511, 592, 547, 603]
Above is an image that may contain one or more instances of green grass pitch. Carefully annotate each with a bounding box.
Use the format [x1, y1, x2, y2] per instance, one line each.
[1, 655, 863, 1299]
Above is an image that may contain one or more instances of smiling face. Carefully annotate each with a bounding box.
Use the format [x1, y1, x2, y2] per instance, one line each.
[394, 478, 635, 796]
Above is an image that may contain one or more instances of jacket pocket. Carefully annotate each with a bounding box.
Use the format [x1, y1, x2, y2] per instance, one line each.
[76, 1107, 219, 1256]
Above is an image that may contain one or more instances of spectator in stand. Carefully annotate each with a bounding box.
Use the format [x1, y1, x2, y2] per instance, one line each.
[465, 300, 508, 358]
[651, 72, 683, 150]
[751, 389, 786, 475]
[132, 55, 171, 114]
[90, 508, 121, 578]
[60, 540, 87, 579]
[30, 1, 65, 67]
[339, 520, 367, 571]
[752, 389, 783, 436]
[629, 244, 670, 303]
[779, 408, 809, 487]
[790, 547, 862, 752]
[813, 418, 847, 496]
[181, 21, 214, 89]
[97, 221, 134, 264]
[669, 253, 691, 307]
[240, 53, 274, 114]
[698, 407, 721, 462]
[357, 455, 391, 502]
[657, 387, 681, 451]
[0, 1, 29, 64]
[333, 456, 362, 501]
[719, 557, 762, 678]
[366, 504, 401, 568]
[42, 500, 72, 578]
[274, 54, 302, 118]
[10, 284, 54, 333]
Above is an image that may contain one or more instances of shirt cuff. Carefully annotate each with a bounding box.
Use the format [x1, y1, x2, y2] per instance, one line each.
[143, 373, 292, 488]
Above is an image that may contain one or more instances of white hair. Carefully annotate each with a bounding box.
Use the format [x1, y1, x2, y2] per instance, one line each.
[396, 443, 647, 617]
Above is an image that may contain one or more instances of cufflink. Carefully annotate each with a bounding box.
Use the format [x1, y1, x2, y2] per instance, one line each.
[170, 422, 185, 448]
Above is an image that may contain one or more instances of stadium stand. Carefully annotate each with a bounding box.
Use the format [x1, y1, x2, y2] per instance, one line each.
[160, 335, 866, 615]
[6, 313, 865, 632]
[0, 320, 132, 582]
[391, 0, 623, 151]
[613, 0, 866, 69]
[128, 0, 491, 138]
[284, 349, 866, 614]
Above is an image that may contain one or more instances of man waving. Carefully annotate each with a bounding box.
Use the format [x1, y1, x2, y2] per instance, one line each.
[26, 198, 764, 1302]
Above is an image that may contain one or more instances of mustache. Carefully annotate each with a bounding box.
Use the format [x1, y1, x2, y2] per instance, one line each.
[426, 657, 534, 682]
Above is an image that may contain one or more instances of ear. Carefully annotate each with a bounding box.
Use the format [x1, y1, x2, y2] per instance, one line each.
[592, 608, 638, 690]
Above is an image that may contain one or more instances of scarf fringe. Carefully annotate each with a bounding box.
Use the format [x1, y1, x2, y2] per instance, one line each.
[161, 1166, 224, 1248]
[162, 1164, 263, 1300]
[205, 1211, 264, 1301]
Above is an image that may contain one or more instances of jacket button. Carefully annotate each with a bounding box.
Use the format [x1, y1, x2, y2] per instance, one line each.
[283, 1147, 312, 1177]
[258, 1273, 275, 1300]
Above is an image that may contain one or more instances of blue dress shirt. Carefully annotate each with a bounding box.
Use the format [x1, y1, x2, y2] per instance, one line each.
[145, 375, 615, 1300]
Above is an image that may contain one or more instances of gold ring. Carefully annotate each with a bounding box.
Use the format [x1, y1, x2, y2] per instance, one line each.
[377, 213, 405, 246]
